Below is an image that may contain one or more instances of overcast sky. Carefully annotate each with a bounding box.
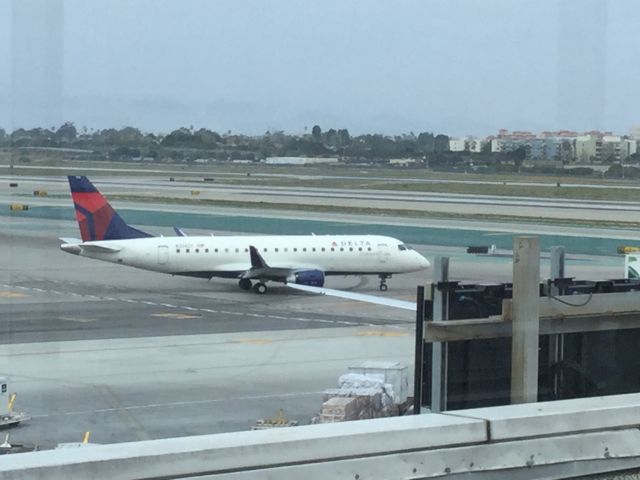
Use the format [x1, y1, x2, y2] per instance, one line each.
[2, 0, 639, 135]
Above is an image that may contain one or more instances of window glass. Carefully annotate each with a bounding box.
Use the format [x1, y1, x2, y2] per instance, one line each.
[4, 2, 629, 472]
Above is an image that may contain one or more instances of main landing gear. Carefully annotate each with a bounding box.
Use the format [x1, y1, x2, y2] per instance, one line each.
[378, 274, 390, 292]
[238, 278, 268, 294]
[253, 282, 267, 294]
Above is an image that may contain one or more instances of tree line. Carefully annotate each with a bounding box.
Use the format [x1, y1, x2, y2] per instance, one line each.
[0, 122, 451, 162]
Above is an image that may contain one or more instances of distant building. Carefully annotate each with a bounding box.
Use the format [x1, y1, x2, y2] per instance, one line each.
[598, 136, 623, 161]
[449, 138, 466, 152]
[449, 137, 485, 153]
[575, 134, 633, 162]
[529, 138, 561, 161]
[576, 135, 597, 162]
[264, 157, 339, 165]
[389, 158, 419, 166]
[622, 139, 637, 158]
[491, 138, 525, 154]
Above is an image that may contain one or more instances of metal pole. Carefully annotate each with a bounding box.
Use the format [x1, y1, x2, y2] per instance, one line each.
[430, 257, 449, 412]
[511, 237, 540, 404]
[549, 246, 565, 398]
[413, 285, 425, 414]
[549, 246, 565, 284]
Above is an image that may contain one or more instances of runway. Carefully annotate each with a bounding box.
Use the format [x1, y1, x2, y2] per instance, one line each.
[5, 174, 640, 224]
[5, 179, 640, 256]
[0, 179, 626, 448]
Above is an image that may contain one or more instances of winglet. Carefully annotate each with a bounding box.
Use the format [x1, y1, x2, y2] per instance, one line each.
[173, 227, 187, 237]
[249, 246, 268, 269]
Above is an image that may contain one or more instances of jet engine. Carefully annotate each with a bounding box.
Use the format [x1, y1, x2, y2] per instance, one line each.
[289, 269, 325, 287]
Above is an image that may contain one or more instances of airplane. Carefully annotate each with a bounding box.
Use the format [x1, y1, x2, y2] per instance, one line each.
[60, 176, 431, 294]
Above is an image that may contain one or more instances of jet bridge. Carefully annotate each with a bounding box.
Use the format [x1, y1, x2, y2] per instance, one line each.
[414, 239, 640, 413]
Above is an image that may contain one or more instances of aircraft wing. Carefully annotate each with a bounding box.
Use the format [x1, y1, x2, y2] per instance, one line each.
[286, 283, 417, 311]
[241, 246, 320, 282]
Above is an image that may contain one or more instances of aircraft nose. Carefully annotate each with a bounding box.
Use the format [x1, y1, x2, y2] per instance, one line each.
[416, 252, 430, 269]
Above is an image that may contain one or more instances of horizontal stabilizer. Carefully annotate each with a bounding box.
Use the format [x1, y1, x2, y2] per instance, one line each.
[79, 242, 122, 254]
[286, 283, 417, 311]
[59, 237, 82, 244]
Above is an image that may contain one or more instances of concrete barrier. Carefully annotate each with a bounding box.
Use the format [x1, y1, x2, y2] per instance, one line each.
[2, 394, 640, 480]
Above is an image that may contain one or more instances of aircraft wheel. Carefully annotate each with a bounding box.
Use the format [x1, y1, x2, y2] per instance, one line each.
[238, 278, 252, 291]
[379, 283, 388, 292]
[253, 282, 267, 294]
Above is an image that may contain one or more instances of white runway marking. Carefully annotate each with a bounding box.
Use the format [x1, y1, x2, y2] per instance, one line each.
[2, 280, 408, 329]
[30, 391, 322, 418]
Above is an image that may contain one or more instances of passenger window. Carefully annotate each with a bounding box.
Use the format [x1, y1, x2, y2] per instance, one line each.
[293, 248, 297, 252]
[214, 248, 218, 253]
[303, 248, 307, 252]
[205, 249, 209, 253]
[264, 248, 268, 252]
[224, 248, 229, 253]
[340, 247, 344, 252]
[368, 247, 372, 251]
[275, 248, 279, 252]
[195, 249, 199, 253]
[235, 248, 239, 253]
[186, 249, 190, 253]
[245, 248, 248, 252]
[312, 248, 316, 252]
[349, 247, 353, 251]
[321, 247, 325, 252]
[331, 247, 335, 252]
[358, 247, 362, 251]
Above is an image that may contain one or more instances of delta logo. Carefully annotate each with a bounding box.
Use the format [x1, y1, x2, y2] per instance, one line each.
[330, 240, 371, 247]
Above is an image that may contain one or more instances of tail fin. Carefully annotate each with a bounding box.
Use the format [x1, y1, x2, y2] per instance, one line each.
[626, 254, 640, 279]
[67, 176, 152, 241]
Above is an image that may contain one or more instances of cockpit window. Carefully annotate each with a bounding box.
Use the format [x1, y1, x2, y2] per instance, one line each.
[398, 244, 407, 251]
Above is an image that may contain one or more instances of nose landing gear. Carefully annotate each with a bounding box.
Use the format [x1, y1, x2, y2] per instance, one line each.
[378, 274, 390, 292]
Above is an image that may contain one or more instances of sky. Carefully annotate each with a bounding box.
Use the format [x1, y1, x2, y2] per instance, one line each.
[2, 0, 639, 136]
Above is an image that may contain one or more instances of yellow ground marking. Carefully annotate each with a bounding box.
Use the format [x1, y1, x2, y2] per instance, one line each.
[152, 312, 201, 320]
[0, 291, 28, 298]
[356, 330, 409, 337]
[231, 338, 273, 345]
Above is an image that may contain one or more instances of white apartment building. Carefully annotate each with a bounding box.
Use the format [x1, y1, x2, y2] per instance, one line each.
[449, 137, 484, 153]
[576, 135, 635, 162]
[449, 137, 466, 152]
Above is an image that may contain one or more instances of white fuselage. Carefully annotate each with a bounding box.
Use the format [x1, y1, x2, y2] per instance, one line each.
[63, 234, 430, 279]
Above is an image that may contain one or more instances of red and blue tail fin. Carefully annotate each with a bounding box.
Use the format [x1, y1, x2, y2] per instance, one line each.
[67, 176, 152, 241]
